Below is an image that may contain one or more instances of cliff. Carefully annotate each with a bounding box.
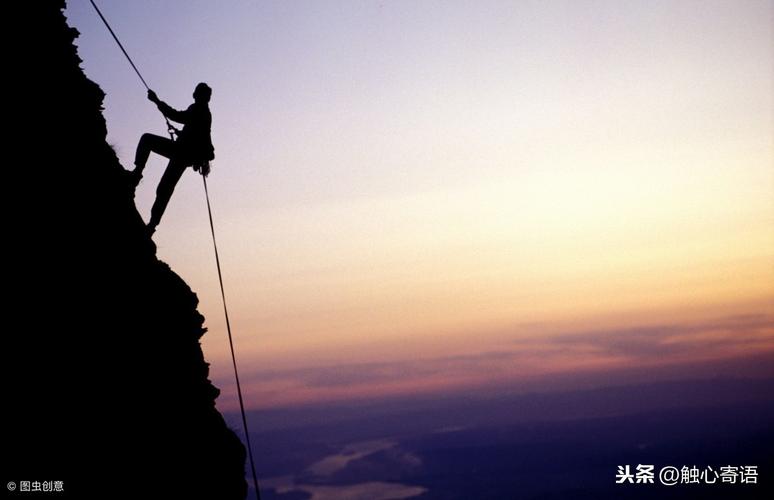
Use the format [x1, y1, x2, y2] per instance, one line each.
[6, 2, 247, 498]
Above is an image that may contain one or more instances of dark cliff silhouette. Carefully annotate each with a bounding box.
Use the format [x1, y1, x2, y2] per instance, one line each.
[6, 2, 247, 498]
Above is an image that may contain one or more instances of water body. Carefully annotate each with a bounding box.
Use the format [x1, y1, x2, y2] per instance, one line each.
[307, 439, 396, 476]
[283, 481, 426, 500]
[265, 439, 427, 499]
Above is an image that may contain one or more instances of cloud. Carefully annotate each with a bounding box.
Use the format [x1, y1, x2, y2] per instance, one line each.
[541, 313, 774, 360]
[232, 312, 774, 408]
[241, 349, 531, 390]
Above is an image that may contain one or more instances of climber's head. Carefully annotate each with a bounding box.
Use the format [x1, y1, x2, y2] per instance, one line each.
[194, 82, 212, 104]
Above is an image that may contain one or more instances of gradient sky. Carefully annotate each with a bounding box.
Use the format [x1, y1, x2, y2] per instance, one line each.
[65, 0, 773, 410]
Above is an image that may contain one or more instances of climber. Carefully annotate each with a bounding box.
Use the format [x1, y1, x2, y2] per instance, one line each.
[130, 82, 215, 235]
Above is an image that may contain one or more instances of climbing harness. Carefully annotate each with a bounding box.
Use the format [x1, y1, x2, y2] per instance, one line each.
[88, 2, 262, 498]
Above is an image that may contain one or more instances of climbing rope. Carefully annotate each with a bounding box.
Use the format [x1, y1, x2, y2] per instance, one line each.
[88, 2, 262, 498]
[88, 0, 149, 89]
[202, 176, 262, 500]
[89, 0, 178, 140]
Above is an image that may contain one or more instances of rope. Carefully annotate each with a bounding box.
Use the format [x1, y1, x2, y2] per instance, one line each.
[88, 2, 262, 498]
[89, 0, 177, 139]
[88, 0, 150, 90]
[202, 176, 262, 500]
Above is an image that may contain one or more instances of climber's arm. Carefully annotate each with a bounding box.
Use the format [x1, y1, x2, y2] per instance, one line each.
[156, 101, 188, 124]
[147, 90, 188, 124]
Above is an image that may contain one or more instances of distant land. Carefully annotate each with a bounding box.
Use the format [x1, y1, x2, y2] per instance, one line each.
[229, 376, 774, 499]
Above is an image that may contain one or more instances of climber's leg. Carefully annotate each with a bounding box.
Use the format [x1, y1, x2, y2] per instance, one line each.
[134, 133, 176, 176]
[147, 159, 188, 233]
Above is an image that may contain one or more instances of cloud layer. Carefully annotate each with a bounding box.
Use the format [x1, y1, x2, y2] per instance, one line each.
[223, 312, 774, 408]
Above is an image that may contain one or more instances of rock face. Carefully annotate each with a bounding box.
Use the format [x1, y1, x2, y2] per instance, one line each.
[7, 2, 247, 498]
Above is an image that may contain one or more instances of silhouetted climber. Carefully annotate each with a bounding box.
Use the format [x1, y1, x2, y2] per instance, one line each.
[131, 82, 215, 234]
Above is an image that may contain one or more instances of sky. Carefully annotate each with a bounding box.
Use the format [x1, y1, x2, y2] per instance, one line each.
[65, 0, 774, 411]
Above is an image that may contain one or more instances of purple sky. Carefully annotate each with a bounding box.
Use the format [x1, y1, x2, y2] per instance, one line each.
[65, 0, 774, 411]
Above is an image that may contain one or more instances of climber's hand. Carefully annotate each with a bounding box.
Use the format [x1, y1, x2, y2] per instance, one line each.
[200, 163, 211, 178]
[147, 90, 159, 104]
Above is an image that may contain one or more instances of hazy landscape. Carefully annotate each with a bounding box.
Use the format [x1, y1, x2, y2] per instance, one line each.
[228, 376, 774, 499]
